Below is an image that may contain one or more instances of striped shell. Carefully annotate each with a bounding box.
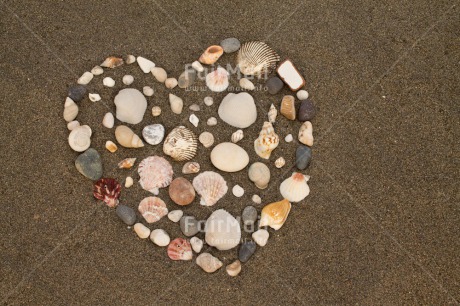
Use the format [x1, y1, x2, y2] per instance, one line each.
[93, 178, 121, 208]
[138, 196, 168, 223]
[192, 171, 228, 206]
[163, 126, 198, 161]
[279, 172, 310, 203]
[237, 41, 280, 76]
[167, 238, 193, 261]
[138, 156, 173, 195]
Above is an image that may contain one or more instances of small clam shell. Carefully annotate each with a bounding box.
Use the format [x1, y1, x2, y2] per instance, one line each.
[259, 199, 291, 230]
[165, 77, 178, 89]
[63, 97, 78, 122]
[68, 125, 91, 152]
[207, 117, 217, 126]
[226, 260, 242, 277]
[91, 65, 103, 75]
[252, 194, 262, 204]
[248, 162, 270, 189]
[103, 77, 115, 87]
[167, 238, 193, 261]
[239, 78, 255, 90]
[280, 172, 310, 202]
[163, 126, 198, 161]
[206, 67, 229, 92]
[125, 176, 134, 188]
[122, 74, 134, 85]
[143, 86, 154, 96]
[138, 156, 173, 195]
[169, 93, 183, 114]
[102, 112, 114, 128]
[138, 196, 168, 223]
[136, 56, 155, 73]
[192, 60, 204, 72]
[89, 93, 101, 102]
[124, 54, 136, 64]
[190, 236, 203, 253]
[199, 45, 224, 65]
[199, 132, 214, 148]
[231, 129, 244, 143]
[237, 41, 280, 76]
[196, 253, 223, 273]
[169, 177, 195, 206]
[275, 157, 285, 168]
[118, 157, 136, 169]
[150, 229, 170, 247]
[298, 121, 314, 146]
[105, 141, 118, 153]
[77, 71, 93, 85]
[192, 171, 228, 206]
[268, 104, 277, 124]
[151, 106, 162, 117]
[182, 162, 200, 174]
[100, 56, 123, 68]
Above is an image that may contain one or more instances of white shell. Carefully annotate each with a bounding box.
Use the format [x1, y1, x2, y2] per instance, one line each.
[231, 129, 244, 143]
[77, 71, 93, 85]
[125, 176, 134, 188]
[125, 55, 136, 64]
[103, 77, 115, 87]
[297, 90, 309, 100]
[192, 171, 228, 206]
[206, 67, 229, 92]
[115, 125, 144, 148]
[143, 86, 154, 96]
[134, 223, 150, 239]
[207, 117, 217, 126]
[150, 229, 170, 247]
[237, 41, 280, 76]
[190, 236, 203, 253]
[298, 121, 314, 146]
[204, 96, 213, 106]
[239, 78, 255, 90]
[248, 162, 270, 189]
[91, 65, 103, 75]
[122, 74, 134, 85]
[275, 157, 285, 168]
[254, 121, 279, 159]
[102, 112, 114, 128]
[232, 185, 244, 197]
[168, 210, 183, 223]
[115, 88, 147, 125]
[169, 93, 183, 114]
[252, 229, 269, 247]
[63, 97, 78, 122]
[205, 209, 241, 250]
[218, 92, 257, 128]
[163, 126, 198, 161]
[67, 120, 80, 131]
[268, 104, 277, 124]
[105, 140, 118, 153]
[151, 67, 167, 83]
[279, 172, 311, 202]
[285, 134, 293, 142]
[136, 56, 155, 73]
[151, 106, 161, 117]
[277, 59, 305, 91]
[199, 132, 214, 148]
[165, 77, 178, 89]
[252, 194, 262, 204]
[189, 114, 199, 127]
[196, 253, 223, 273]
[68, 125, 92, 152]
[192, 60, 204, 72]
[88, 93, 101, 102]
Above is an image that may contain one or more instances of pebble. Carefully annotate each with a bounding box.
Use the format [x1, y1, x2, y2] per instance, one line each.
[297, 90, 309, 100]
[252, 194, 262, 204]
[88, 93, 101, 102]
[266, 77, 284, 95]
[296, 145, 312, 170]
[178, 69, 197, 88]
[220, 37, 241, 53]
[189, 114, 199, 127]
[252, 229, 269, 247]
[151, 106, 161, 117]
[102, 112, 114, 128]
[124, 54, 136, 64]
[134, 223, 150, 239]
[191, 60, 204, 72]
[136, 56, 155, 73]
[105, 140, 118, 153]
[125, 176, 133, 188]
[68, 85, 87, 102]
[122, 74, 134, 85]
[151, 67, 167, 83]
[275, 157, 286, 168]
[196, 253, 223, 273]
[285, 134, 293, 142]
[116, 205, 136, 226]
[232, 185, 244, 197]
[67, 120, 80, 131]
[142, 124, 165, 145]
[91, 65, 103, 75]
[207, 117, 217, 126]
[168, 210, 183, 223]
[165, 77, 178, 89]
[242, 206, 257, 226]
[204, 96, 213, 106]
[218, 92, 257, 128]
[143, 86, 154, 96]
[298, 99, 316, 121]
[169, 93, 183, 114]
[180, 216, 200, 237]
[150, 229, 170, 247]
[239, 240, 256, 263]
[226, 260, 242, 277]
[190, 236, 203, 253]
[115, 88, 147, 124]
[103, 77, 115, 87]
[189, 104, 200, 112]
[239, 78, 255, 90]
[75, 148, 103, 181]
[210, 142, 249, 172]
[63, 97, 78, 122]
[77, 71, 94, 85]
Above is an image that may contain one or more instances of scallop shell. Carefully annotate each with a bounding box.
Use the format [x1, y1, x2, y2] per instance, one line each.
[248, 162, 271, 189]
[138, 156, 173, 195]
[259, 199, 291, 230]
[275, 157, 285, 168]
[163, 126, 198, 161]
[268, 104, 277, 124]
[298, 121, 314, 146]
[68, 125, 92, 152]
[205, 67, 229, 92]
[182, 162, 200, 174]
[93, 178, 121, 208]
[237, 41, 280, 76]
[138, 196, 168, 223]
[254, 121, 279, 159]
[199, 132, 214, 148]
[231, 129, 244, 143]
[192, 171, 228, 206]
[167, 238, 193, 261]
[115, 125, 144, 148]
[118, 157, 136, 169]
[196, 253, 223, 273]
[279, 172, 310, 202]
[199, 45, 224, 65]
[168, 177, 195, 206]
[100, 56, 123, 68]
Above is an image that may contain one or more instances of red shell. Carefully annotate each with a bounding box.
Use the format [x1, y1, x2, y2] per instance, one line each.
[93, 178, 121, 208]
[167, 238, 193, 261]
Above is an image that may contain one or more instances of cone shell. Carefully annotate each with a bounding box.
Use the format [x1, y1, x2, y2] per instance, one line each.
[236, 41, 280, 76]
[182, 162, 200, 174]
[100, 56, 123, 68]
[231, 129, 244, 143]
[279, 172, 310, 202]
[196, 253, 223, 273]
[138, 156, 173, 194]
[93, 178, 121, 208]
[167, 238, 193, 261]
[259, 199, 291, 230]
[205, 67, 229, 92]
[280, 95, 296, 120]
[163, 126, 198, 161]
[254, 122, 279, 159]
[199, 132, 214, 148]
[138, 196, 168, 223]
[199, 45, 224, 65]
[268, 104, 277, 124]
[192, 171, 228, 206]
[115, 125, 144, 148]
[118, 157, 136, 169]
[68, 125, 92, 152]
[169, 177, 195, 206]
[248, 162, 271, 189]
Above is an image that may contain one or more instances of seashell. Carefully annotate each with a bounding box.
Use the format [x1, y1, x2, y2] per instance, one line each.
[91, 65, 103, 75]
[191, 60, 204, 72]
[63, 97, 78, 122]
[103, 77, 115, 87]
[167, 238, 193, 261]
[189, 104, 200, 112]
[280, 95, 296, 120]
[169, 93, 183, 114]
[248, 162, 271, 189]
[196, 253, 223, 273]
[231, 129, 244, 143]
[100, 56, 123, 68]
[142, 124, 165, 145]
[268, 104, 277, 124]
[138, 156, 173, 195]
[151, 106, 161, 117]
[211, 142, 249, 172]
[122, 74, 134, 85]
[68, 125, 92, 152]
[279, 172, 311, 202]
[67, 120, 80, 131]
[232, 185, 244, 197]
[277, 59, 305, 91]
[199, 45, 224, 65]
[138, 196, 168, 223]
[105, 140, 118, 153]
[136, 56, 155, 73]
[77, 71, 93, 85]
[163, 126, 198, 161]
[115, 125, 144, 148]
[150, 229, 170, 247]
[275, 157, 286, 168]
[239, 77, 255, 90]
[199, 132, 214, 148]
[259, 199, 291, 230]
[89, 93, 101, 102]
[205, 209, 241, 250]
[165, 77, 178, 89]
[254, 121, 279, 159]
[102, 112, 114, 128]
[298, 121, 314, 146]
[151, 67, 167, 83]
[285, 134, 293, 142]
[134, 223, 150, 239]
[168, 177, 195, 206]
[115, 88, 147, 124]
[297, 89, 309, 100]
[236, 41, 280, 76]
[207, 117, 217, 126]
[204, 96, 213, 106]
[252, 229, 269, 247]
[143, 86, 154, 96]
[182, 162, 200, 174]
[124, 54, 136, 64]
[168, 210, 183, 223]
[118, 157, 136, 169]
[218, 92, 257, 128]
[189, 114, 199, 127]
[125, 176, 133, 188]
[192, 171, 228, 206]
[252, 194, 262, 204]
[205, 67, 229, 92]
[190, 236, 203, 253]
[93, 178, 121, 208]
[226, 260, 241, 277]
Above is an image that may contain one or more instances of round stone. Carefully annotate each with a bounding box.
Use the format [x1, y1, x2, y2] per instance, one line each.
[242, 206, 257, 226]
[143, 86, 154, 96]
[122, 75, 134, 85]
[239, 240, 256, 263]
[210, 142, 249, 172]
[75, 148, 102, 180]
[298, 99, 316, 121]
[116, 205, 136, 226]
[180, 215, 200, 237]
[297, 90, 309, 100]
[150, 229, 170, 247]
[142, 124, 165, 145]
[285, 134, 293, 142]
[114, 88, 147, 124]
[296, 145, 312, 170]
[204, 96, 213, 106]
[266, 77, 284, 95]
[220, 37, 241, 53]
[168, 210, 183, 223]
[232, 185, 244, 197]
[68, 85, 87, 102]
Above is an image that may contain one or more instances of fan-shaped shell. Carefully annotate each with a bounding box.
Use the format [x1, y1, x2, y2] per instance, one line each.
[138, 196, 168, 223]
[205, 67, 229, 92]
[167, 238, 193, 261]
[236, 41, 280, 76]
[68, 125, 92, 152]
[163, 126, 198, 161]
[279, 172, 310, 202]
[93, 178, 121, 208]
[192, 171, 228, 206]
[182, 162, 200, 174]
[259, 199, 291, 230]
[138, 156, 173, 194]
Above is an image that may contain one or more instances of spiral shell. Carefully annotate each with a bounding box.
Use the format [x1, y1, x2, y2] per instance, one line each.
[237, 41, 280, 76]
[192, 171, 228, 206]
[118, 157, 136, 169]
[100, 56, 123, 68]
[279, 172, 311, 203]
[254, 121, 279, 159]
[115, 125, 144, 148]
[163, 126, 198, 161]
[138, 196, 168, 223]
[138, 156, 173, 195]
[231, 129, 244, 143]
[63, 97, 78, 122]
[248, 162, 271, 189]
[167, 238, 193, 261]
[268, 104, 277, 124]
[68, 125, 92, 152]
[199, 132, 214, 148]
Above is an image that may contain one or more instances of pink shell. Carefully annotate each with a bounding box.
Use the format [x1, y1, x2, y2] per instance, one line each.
[138, 156, 173, 194]
[192, 171, 228, 206]
[93, 178, 121, 208]
[138, 196, 168, 223]
[167, 238, 193, 261]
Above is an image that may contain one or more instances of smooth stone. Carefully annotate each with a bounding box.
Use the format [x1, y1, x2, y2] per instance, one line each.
[232, 185, 244, 197]
[204, 96, 213, 106]
[266, 77, 284, 95]
[125, 176, 134, 188]
[168, 210, 183, 223]
[91, 65, 103, 75]
[191, 61, 204, 72]
[143, 86, 154, 96]
[180, 216, 200, 237]
[239, 78, 255, 90]
[207, 117, 217, 126]
[102, 112, 114, 128]
[67, 120, 80, 131]
[150, 229, 170, 247]
[142, 124, 165, 145]
[226, 260, 242, 276]
[297, 90, 309, 100]
[189, 114, 199, 127]
[196, 253, 223, 273]
[218, 93, 257, 128]
[252, 194, 261, 204]
[77, 71, 93, 85]
[89, 93, 101, 102]
[122, 74, 134, 85]
[242, 206, 257, 226]
[68, 85, 87, 102]
[190, 236, 203, 253]
[252, 229, 269, 247]
[134, 223, 150, 239]
[239, 240, 256, 263]
[220, 37, 241, 53]
[169, 93, 183, 114]
[285, 134, 293, 142]
[298, 99, 316, 121]
[114, 88, 147, 124]
[124, 54, 136, 64]
[210, 142, 249, 172]
[165, 78, 178, 89]
[151, 67, 167, 83]
[178, 69, 196, 88]
[103, 77, 115, 87]
[137, 56, 155, 73]
[75, 148, 102, 180]
[189, 104, 200, 111]
[116, 205, 136, 226]
[296, 145, 312, 170]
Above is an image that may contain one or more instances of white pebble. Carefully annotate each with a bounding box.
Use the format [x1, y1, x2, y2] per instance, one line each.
[103, 77, 115, 87]
[143, 86, 154, 96]
[67, 120, 80, 131]
[189, 114, 199, 127]
[296, 90, 309, 100]
[168, 210, 183, 223]
[150, 229, 170, 247]
[102, 112, 114, 128]
[232, 185, 244, 197]
[252, 194, 262, 204]
[285, 134, 293, 143]
[252, 229, 269, 247]
[88, 93, 101, 102]
[125, 176, 133, 188]
[134, 223, 150, 239]
[122, 74, 134, 85]
[125, 54, 136, 64]
[190, 236, 203, 253]
[136, 56, 155, 73]
[151, 106, 161, 117]
[165, 78, 178, 89]
[192, 60, 204, 72]
[204, 96, 213, 106]
[189, 104, 200, 111]
[91, 65, 103, 75]
[77, 71, 94, 85]
[207, 117, 217, 126]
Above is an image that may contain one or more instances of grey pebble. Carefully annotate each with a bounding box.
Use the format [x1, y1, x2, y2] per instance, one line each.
[142, 124, 165, 145]
[68, 84, 87, 102]
[298, 99, 316, 121]
[220, 37, 241, 53]
[296, 145, 312, 170]
[239, 240, 257, 263]
[180, 215, 200, 237]
[242, 206, 258, 227]
[116, 205, 136, 226]
[266, 77, 284, 95]
[178, 69, 197, 89]
[74, 148, 102, 180]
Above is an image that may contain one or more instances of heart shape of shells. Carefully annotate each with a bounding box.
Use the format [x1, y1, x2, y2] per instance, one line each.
[66, 38, 316, 275]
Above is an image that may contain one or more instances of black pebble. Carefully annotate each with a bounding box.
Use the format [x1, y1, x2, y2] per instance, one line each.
[74, 148, 103, 181]
[298, 99, 316, 121]
[266, 77, 284, 95]
[116, 205, 137, 226]
[296, 145, 312, 170]
[239, 240, 257, 263]
[68, 84, 87, 102]
[180, 216, 200, 237]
